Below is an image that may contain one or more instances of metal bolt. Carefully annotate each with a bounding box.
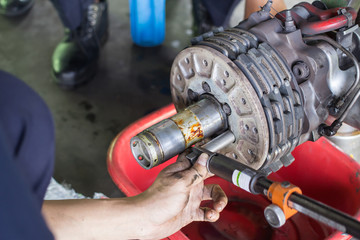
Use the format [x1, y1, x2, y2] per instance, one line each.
[281, 181, 291, 188]
[329, 106, 340, 115]
[292, 61, 310, 80]
[244, 124, 249, 131]
[202, 82, 211, 92]
[242, 98, 246, 105]
[222, 103, 232, 115]
[264, 205, 286, 228]
[253, 127, 258, 134]
[188, 89, 198, 101]
[285, 10, 296, 32]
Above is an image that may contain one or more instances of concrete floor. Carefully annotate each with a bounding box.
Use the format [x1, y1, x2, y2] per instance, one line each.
[0, 0, 306, 198]
[0, 0, 193, 197]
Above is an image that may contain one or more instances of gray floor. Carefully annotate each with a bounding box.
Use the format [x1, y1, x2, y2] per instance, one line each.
[0, 0, 194, 197]
[0, 0, 305, 198]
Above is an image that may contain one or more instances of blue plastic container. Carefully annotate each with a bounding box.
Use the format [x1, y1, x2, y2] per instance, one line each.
[129, 0, 166, 47]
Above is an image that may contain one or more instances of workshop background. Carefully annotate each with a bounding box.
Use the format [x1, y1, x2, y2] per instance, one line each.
[0, 0, 307, 197]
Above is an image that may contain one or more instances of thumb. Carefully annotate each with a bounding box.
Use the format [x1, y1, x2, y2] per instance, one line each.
[182, 153, 209, 186]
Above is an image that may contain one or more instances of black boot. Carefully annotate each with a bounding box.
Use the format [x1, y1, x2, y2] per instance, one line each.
[52, 1, 108, 89]
[0, 0, 34, 17]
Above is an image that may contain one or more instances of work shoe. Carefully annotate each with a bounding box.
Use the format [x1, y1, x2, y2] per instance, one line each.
[0, 0, 34, 17]
[52, 1, 108, 89]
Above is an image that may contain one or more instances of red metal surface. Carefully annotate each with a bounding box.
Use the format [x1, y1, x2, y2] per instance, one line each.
[107, 104, 360, 240]
[276, 3, 357, 35]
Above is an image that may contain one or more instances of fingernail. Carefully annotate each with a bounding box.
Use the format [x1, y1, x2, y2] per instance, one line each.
[208, 211, 214, 219]
[197, 153, 208, 167]
[217, 204, 224, 211]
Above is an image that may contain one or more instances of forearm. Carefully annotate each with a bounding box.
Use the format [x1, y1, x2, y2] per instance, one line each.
[41, 154, 227, 240]
[42, 197, 151, 240]
[245, 0, 287, 19]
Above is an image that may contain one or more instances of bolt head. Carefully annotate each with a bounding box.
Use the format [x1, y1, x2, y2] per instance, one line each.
[202, 82, 211, 93]
[281, 181, 291, 188]
[264, 205, 286, 228]
[222, 103, 231, 115]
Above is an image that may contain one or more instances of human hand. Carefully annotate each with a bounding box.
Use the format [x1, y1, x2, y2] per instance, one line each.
[134, 153, 228, 239]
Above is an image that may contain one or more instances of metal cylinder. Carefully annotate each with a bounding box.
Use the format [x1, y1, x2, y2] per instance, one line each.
[264, 204, 286, 228]
[202, 131, 235, 153]
[131, 97, 227, 169]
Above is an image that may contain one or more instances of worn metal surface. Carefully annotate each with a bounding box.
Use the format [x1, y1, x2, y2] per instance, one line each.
[170, 2, 360, 172]
[131, 97, 226, 169]
[170, 45, 270, 170]
[131, 118, 186, 169]
[171, 109, 204, 148]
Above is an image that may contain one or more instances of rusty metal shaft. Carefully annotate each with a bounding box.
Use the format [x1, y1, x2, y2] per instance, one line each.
[130, 96, 227, 169]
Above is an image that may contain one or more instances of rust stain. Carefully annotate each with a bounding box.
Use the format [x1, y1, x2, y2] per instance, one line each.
[186, 122, 204, 143]
[176, 119, 184, 125]
[172, 109, 204, 147]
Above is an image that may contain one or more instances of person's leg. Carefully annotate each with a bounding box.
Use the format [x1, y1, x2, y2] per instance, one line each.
[202, 0, 242, 27]
[193, 0, 241, 34]
[49, 0, 108, 89]
[49, 0, 94, 30]
[0, 71, 55, 204]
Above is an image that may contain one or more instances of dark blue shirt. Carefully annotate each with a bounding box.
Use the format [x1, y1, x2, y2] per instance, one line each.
[0, 129, 53, 240]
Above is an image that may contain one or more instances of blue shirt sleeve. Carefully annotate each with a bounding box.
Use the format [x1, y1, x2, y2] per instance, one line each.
[0, 129, 54, 240]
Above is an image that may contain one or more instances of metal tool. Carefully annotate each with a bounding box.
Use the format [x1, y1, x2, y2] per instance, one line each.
[188, 147, 360, 238]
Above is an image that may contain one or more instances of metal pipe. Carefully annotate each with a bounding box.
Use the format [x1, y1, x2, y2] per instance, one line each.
[186, 131, 235, 164]
[131, 97, 227, 169]
[289, 3, 357, 35]
[288, 193, 360, 238]
[202, 131, 235, 152]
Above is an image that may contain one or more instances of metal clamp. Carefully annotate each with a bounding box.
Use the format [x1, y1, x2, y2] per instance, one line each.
[267, 181, 302, 219]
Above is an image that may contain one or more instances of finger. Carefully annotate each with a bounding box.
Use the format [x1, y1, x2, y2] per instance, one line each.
[182, 153, 209, 186]
[176, 151, 192, 168]
[163, 159, 191, 174]
[162, 153, 192, 174]
[176, 149, 193, 163]
[194, 207, 220, 222]
[202, 184, 228, 212]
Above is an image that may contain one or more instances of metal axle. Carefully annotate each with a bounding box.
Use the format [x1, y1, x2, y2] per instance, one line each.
[131, 96, 227, 169]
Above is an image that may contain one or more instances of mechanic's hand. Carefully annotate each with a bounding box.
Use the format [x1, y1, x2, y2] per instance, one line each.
[135, 153, 228, 239]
